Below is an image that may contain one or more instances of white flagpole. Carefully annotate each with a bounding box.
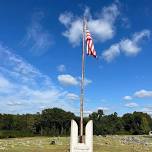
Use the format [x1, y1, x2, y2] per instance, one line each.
[80, 17, 85, 143]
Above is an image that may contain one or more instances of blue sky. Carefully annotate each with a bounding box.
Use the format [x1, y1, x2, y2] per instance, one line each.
[0, 0, 152, 116]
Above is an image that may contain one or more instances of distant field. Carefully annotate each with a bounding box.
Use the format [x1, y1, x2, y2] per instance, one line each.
[0, 135, 152, 152]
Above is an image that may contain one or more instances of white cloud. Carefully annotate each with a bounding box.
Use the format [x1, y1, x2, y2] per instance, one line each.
[58, 74, 92, 87]
[58, 74, 79, 86]
[59, 12, 73, 27]
[28, 89, 63, 102]
[0, 44, 75, 114]
[57, 64, 66, 72]
[0, 43, 49, 86]
[102, 44, 120, 62]
[120, 30, 150, 56]
[123, 96, 132, 101]
[134, 89, 152, 98]
[0, 74, 12, 90]
[125, 102, 138, 108]
[66, 93, 79, 101]
[123, 89, 152, 102]
[88, 3, 119, 41]
[59, 2, 119, 46]
[77, 77, 92, 86]
[120, 39, 140, 55]
[84, 78, 92, 86]
[7, 101, 22, 106]
[133, 29, 150, 43]
[102, 29, 150, 62]
[88, 20, 113, 41]
[141, 106, 152, 116]
[63, 19, 82, 46]
[22, 11, 52, 55]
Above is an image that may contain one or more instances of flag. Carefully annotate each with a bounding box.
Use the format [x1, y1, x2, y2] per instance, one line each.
[85, 26, 97, 58]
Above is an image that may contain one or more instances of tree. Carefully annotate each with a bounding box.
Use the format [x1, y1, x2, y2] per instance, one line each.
[0, 108, 152, 138]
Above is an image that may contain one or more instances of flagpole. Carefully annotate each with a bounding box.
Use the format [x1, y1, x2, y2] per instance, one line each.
[80, 17, 85, 143]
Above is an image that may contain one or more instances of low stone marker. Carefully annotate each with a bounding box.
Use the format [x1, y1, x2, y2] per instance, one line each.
[149, 131, 152, 136]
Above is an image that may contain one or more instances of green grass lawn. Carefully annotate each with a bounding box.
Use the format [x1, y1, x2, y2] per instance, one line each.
[0, 135, 152, 152]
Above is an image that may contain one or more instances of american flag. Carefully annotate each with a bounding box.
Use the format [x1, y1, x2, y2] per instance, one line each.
[85, 26, 97, 58]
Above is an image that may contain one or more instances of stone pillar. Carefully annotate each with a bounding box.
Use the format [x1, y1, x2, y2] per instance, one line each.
[70, 120, 93, 152]
[70, 120, 78, 152]
[85, 120, 93, 152]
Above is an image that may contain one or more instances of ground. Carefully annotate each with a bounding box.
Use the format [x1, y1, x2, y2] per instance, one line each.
[0, 135, 152, 152]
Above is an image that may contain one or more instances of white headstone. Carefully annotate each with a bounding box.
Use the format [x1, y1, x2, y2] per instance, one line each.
[149, 131, 152, 136]
[70, 120, 93, 152]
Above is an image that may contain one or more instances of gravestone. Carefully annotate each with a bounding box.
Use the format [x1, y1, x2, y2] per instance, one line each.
[70, 120, 93, 152]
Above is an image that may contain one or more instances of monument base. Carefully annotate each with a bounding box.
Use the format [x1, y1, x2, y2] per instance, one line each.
[70, 120, 93, 152]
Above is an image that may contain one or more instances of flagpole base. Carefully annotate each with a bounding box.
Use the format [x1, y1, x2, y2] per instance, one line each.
[79, 136, 82, 143]
[70, 120, 93, 152]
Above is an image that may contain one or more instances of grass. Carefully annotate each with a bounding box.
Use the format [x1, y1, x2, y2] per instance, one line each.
[0, 135, 152, 152]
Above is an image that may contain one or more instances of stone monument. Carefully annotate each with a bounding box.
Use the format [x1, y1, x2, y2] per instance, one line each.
[70, 120, 93, 152]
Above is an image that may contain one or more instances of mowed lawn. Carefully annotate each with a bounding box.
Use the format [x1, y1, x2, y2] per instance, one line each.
[0, 135, 152, 152]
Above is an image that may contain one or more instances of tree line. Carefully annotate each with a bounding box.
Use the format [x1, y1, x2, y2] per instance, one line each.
[0, 108, 152, 138]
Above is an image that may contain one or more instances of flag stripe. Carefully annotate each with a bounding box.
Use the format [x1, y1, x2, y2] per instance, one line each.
[86, 28, 97, 58]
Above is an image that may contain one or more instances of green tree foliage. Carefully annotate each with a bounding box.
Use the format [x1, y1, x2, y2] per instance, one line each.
[40, 108, 75, 136]
[89, 111, 124, 135]
[0, 108, 152, 138]
[122, 112, 152, 134]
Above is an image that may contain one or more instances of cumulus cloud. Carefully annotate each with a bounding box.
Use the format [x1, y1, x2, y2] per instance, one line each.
[88, 3, 119, 41]
[57, 64, 66, 72]
[58, 74, 79, 86]
[22, 11, 52, 55]
[66, 93, 79, 101]
[123, 96, 132, 100]
[63, 19, 82, 46]
[120, 30, 150, 56]
[58, 74, 92, 86]
[102, 44, 120, 62]
[134, 89, 152, 98]
[0, 44, 76, 114]
[123, 89, 152, 102]
[102, 29, 150, 62]
[125, 102, 138, 108]
[120, 39, 140, 55]
[59, 2, 120, 46]
[59, 12, 73, 27]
